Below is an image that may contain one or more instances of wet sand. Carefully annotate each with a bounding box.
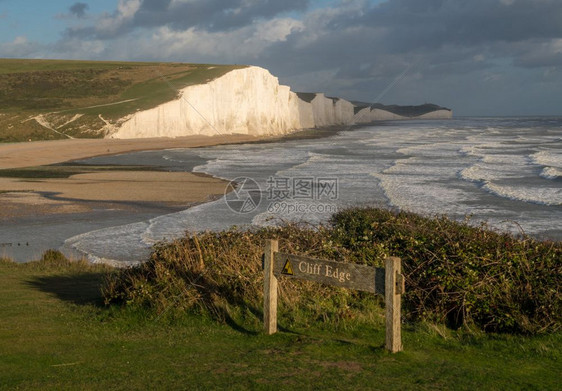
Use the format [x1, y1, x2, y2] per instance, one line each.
[0, 129, 340, 220]
[0, 134, 263, 169]
[0, 134, 265, 219]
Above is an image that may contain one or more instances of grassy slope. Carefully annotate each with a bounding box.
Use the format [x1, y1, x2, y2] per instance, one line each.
[0, 59, 246, 142]
[0, 257, 560, 390]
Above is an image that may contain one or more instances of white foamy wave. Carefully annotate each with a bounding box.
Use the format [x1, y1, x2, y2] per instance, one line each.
[530, 151, 562, 179]
[372, 172, 474, 216]
[60, 117, 562, 265]
[460, 162, 528, 183]
[193, 146, 310, 179]
[541, 167, 562, 179]
[483, 182, 562, 206]
[460, 165, 486, 183]
[532, 151, 562, 167]
[63, 221, 152, 265]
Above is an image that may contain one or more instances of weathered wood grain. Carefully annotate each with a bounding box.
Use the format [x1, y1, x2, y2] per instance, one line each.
[273, 252, 385, 294]
[263, 239, 279, 335]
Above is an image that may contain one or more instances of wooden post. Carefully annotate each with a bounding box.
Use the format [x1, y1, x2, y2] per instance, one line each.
[263, 239, 279, 335]
[385, 257, 403, 353]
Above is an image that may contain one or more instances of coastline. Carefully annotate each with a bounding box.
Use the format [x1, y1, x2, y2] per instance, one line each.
[0, 134, 266, 170]
[0, 128, 344, 217]
[0, 127, 345, 262]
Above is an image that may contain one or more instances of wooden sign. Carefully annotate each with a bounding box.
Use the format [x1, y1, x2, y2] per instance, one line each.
[273, 252, 386, 295]
[263, 239, 404, 353]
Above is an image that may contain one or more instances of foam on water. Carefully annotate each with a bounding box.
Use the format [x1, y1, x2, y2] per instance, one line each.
[531, 151, 562, 179]
[61, 118, 562, 264]
[541, 167, 562, 179]
[483, 182, 562, 206]
[460, 155, 533, 183]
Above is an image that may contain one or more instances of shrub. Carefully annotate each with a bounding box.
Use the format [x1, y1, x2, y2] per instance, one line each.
[330, 207, 562, 334]
[103, 224, 381, 330]
[104, 208, 561, 334]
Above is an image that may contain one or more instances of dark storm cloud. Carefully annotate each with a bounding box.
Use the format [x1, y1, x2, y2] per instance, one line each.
[40, 0, 562, 115]
[361, 0, 562, 51]
[135, 0, 309, 31]
[256, 0, 562, 81]
[69, 2, 89, 18]
[65, 0, 309, 39]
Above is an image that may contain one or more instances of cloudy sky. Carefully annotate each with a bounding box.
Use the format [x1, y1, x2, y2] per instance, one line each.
[1, 0, 562, 116]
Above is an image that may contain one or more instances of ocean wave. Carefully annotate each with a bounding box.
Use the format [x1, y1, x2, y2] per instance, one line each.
[530, 151, 562, 179]
[482, 182, 562, 206]
[63, 221, 152, 265]
[541, 167, 562, 179]
[371, 172, 474, 216]
[61, 117, 562, 265]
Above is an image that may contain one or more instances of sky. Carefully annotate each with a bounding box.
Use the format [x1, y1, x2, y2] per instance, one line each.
[1, 0, 562, 116]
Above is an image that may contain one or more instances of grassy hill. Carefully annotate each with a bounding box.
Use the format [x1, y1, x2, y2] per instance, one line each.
[0, 59, 245, 142]
[1, 210, 560, 389]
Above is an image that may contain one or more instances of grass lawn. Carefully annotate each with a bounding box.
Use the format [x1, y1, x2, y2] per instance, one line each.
[0, 258, 560, 390]
[0, 59, 245, 142]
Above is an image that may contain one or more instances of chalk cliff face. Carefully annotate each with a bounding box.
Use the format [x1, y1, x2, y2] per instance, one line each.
[370, 108, 407, 121]
[110, 66, 452, 139]
[112, 67, 302, 138]
[417, 109, 453, 119]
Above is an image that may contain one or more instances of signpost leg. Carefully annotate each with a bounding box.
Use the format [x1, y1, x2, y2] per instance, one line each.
[264, 239, 279, 335]
[385, 257, 403, 353]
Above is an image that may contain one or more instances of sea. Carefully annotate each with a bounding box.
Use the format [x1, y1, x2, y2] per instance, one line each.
[2, 117, 561, 265]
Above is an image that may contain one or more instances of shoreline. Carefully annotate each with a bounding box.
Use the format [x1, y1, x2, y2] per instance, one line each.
[0, 127, 347, 262]
[0, 134, 267, 170]
[0, 128, 345, 216]
[0, 127, 347, 170]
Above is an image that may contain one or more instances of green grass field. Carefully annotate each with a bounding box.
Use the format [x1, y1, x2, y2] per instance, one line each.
[1, 252, 560, 390]
[0, 59, 246, 142]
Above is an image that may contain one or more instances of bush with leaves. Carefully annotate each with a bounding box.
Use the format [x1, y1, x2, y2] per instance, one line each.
[330, 208, 562, 334]
[104, 208, 561, 334]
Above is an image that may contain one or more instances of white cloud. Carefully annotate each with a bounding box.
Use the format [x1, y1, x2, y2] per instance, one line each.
[253, 18, 304, 43]
[0, 36, 40, 58]
[117, 0, 142, 19]
[12, 36, 28, 45]
[96, 0, 141, 35]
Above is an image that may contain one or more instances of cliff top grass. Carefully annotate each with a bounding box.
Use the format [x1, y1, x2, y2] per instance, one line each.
[0, 221, 561, 389]
[0, 58, 246, 142]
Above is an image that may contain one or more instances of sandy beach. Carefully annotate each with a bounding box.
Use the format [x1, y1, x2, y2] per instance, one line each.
[0, 134, 262, 169]
[0, 134, 265, 220]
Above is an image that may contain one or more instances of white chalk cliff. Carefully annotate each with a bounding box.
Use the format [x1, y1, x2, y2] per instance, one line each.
[110, 66, 451, 139]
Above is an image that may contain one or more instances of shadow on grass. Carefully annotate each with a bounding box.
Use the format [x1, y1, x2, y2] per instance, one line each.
[223, 314, 260, 336]
[26, 273, 107, 306]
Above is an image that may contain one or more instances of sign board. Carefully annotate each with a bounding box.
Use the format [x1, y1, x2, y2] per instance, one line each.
[263, 239, 405, 353]
[273, 252, 385, 295]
